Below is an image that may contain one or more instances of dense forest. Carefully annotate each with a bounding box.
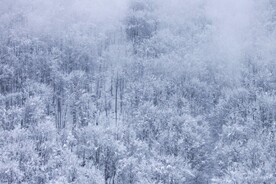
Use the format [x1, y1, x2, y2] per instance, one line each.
[0, 0, 275, 183]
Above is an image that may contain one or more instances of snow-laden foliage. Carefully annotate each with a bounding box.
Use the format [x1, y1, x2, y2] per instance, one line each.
[0, 0, 275, 183]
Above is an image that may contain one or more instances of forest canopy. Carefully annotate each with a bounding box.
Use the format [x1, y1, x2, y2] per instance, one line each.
[0, 0, 275, 183]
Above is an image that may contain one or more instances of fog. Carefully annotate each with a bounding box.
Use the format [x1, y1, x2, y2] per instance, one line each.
[0, 0, 128, 35]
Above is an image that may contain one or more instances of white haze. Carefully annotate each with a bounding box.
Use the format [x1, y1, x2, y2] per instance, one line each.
[0, 0, 128, 35]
